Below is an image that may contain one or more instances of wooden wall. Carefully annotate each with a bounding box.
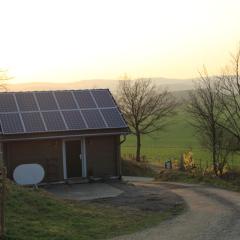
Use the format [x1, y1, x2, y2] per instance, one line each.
[3, 134, 121, 182]
[85, 135, 120, 177]
[4, 140, 63, 182]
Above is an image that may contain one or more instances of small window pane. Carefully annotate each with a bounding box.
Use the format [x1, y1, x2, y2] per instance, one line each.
[21, 112, 45, 132]
[91, 90, 115, 107]
[62, 110, 86, 130]
[54, 91, 77, 109]
[73, 91, 96, 108]
[16, 92, 38, 111]
[42, 111, 66, 131]
[0, 94, 18, 112]
[35, 92, 58, 110]
[0, 113, 24, 134]
[101, 108, 126, 128]
[81, 109, 106, 128]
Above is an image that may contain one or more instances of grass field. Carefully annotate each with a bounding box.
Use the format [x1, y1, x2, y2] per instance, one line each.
[5, 181, 183, 240]
[122, 109, 240, 167]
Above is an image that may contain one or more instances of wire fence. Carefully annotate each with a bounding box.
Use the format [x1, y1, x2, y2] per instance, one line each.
[121, 145, 239, 167]
[122, 145, 206, 162]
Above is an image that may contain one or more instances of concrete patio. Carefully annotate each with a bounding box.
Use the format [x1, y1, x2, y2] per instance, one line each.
[44, 182, 123, 201]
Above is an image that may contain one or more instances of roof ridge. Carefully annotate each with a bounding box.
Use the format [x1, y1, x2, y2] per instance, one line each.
[0, 88, 111, 94]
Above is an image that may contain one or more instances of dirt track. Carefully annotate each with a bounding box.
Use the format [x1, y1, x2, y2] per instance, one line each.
[112, 181, 240, 240]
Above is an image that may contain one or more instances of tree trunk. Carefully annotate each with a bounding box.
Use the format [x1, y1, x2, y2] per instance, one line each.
[219, 165, 224, 177]
[136, 132, 141, 162]
[212, 124, 219, 177]
[212, 146, 219, 176]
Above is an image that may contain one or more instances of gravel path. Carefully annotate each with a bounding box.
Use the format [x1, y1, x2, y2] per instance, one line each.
[111, 181, 240, 240]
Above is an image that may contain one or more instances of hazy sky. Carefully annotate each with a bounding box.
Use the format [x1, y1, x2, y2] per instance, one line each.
[1, 0, 240, 84]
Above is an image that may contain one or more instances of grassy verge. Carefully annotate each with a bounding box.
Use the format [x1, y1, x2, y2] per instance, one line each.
[5, 181, 183, 240]
[122, 159, 157, 177]
[122, 159, 240, 192]
[156, 169, 240, 192]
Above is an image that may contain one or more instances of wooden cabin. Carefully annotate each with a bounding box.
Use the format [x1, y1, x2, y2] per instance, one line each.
[0, 89, 129, 183]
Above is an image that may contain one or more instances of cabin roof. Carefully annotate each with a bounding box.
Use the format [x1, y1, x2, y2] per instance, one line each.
[0, 89, 129, 135]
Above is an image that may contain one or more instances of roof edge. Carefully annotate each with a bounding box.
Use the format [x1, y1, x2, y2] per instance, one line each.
[0, 88, 112, 94]
[0, 130, 130, 142]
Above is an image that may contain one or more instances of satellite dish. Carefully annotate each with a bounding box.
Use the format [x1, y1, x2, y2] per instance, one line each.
[13, 164, 45, 185]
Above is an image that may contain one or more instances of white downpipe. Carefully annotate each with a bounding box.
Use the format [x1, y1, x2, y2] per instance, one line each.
[81, 137, 87, 178]
[62, 140, 67, 179]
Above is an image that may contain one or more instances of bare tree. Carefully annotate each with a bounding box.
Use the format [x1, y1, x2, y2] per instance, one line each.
[117, 78, 177, 161]
[0, 69, 10, 91]
[217, 46, 240, 143]
[187, 70, 235, 176]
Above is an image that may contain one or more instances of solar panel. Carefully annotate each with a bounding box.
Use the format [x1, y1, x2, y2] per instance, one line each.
[0, 94, 18, 112]
[81, 109, 107, 128]
[15, 92, 38, 111]
[73, 91, 97, 108]
[0, 113, 24, 134]
[54, 91, 77, 110]
[62, 110, 87, 130]
[21, 112, 45, 132]
[35, 92, 58, 110]
[101, 108, 126, 128]
[42, 111, 67, 131]
[0, 89, 128, 135]
[91, 90, 115, 107]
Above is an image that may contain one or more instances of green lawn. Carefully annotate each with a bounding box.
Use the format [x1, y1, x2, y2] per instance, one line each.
[122, 109, 239, 167]
[5, 182, 183, 240]
[156, 168, 240, 192]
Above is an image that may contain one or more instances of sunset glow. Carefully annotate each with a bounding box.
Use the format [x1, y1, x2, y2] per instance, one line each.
[1, 0, 240, 84]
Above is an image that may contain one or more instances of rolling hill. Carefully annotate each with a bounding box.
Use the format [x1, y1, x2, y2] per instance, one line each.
[6, 77, 196, 92]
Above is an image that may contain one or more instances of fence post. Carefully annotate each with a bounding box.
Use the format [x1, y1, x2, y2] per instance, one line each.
[0, 167, 6, 239]
[0, 141, 5, 239]
[179, 153, 185, 171]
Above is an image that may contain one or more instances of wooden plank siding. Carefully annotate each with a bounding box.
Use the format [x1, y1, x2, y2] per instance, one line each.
[4, 140, 64, 182]
[2, 135, 121, 183]
[86, 135, 120, 178]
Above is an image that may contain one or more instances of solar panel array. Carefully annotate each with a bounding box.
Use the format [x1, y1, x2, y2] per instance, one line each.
[0, 89, 127, 135]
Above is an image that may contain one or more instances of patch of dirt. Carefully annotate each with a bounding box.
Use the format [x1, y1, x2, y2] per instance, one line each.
[88, 182, 184, 213]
